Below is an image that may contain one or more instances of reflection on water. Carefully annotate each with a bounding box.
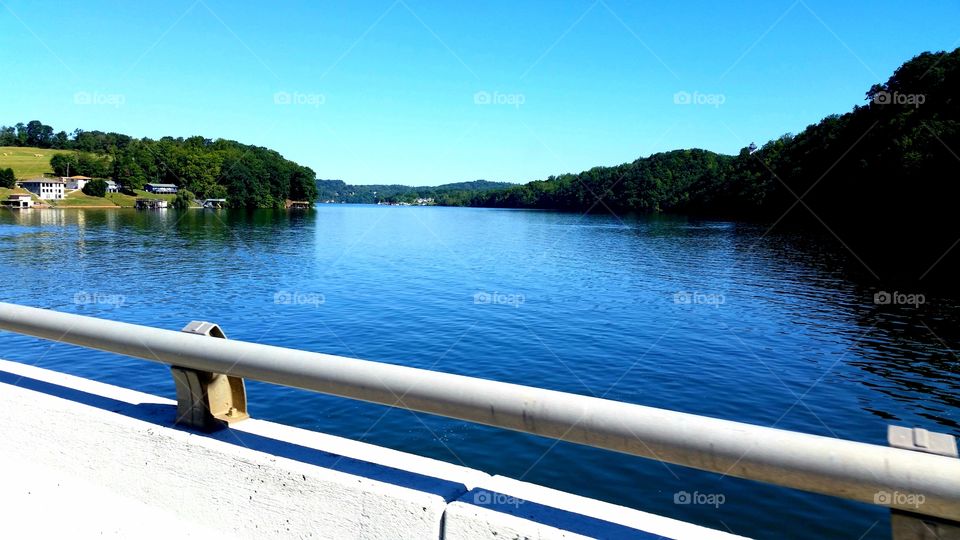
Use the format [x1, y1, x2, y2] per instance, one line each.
[0, 206, 956, 539]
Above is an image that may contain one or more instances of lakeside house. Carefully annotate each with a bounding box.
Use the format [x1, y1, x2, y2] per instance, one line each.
[62, 175, 92, 190]
[105, 180, 119, 193]
[18, 178, 65, 200]
[1, 194, 34, 209]
[144, 183, 178, 194]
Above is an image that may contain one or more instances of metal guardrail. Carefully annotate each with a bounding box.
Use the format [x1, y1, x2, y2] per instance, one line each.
[0, 301, 958, 526]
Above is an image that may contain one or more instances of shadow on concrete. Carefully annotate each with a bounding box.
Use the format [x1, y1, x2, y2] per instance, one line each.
[1, 368, 666, 538]
[458, 487, 666, 540]
[0, 370, 466, 500]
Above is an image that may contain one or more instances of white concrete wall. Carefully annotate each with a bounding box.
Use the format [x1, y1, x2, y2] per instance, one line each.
[0, 359, 747, 539]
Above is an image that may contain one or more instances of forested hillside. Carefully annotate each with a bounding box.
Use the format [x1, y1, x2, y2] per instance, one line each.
[467, 48, 960, 282]
[0, 123, 318, 208]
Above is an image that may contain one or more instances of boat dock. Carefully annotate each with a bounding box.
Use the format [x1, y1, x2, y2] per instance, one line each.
[202, 198, 227, 208]
[135, 198, 168, 210]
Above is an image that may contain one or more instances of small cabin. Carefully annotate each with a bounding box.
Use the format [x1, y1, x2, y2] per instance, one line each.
[144, 183, 178, 194]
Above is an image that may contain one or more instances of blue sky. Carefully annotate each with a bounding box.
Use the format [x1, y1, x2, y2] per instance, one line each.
[1, 1, 958, 185]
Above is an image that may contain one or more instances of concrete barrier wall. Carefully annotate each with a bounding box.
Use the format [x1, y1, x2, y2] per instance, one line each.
[0, 359, 746, 539]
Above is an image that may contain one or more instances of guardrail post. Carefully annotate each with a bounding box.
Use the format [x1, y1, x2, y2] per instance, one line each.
[887, 426, 959, 540]
[171, 321, 249, 432]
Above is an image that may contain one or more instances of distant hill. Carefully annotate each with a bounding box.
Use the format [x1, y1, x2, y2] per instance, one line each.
[316, 179, 515, 205]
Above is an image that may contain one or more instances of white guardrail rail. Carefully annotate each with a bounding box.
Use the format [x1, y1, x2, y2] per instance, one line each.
[0, 301, 957, 533]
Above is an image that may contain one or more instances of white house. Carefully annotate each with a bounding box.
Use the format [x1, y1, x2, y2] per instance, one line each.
[19, 178, 65, 200]
[105, 180, 119, 193]
[62, 175, 92, 190]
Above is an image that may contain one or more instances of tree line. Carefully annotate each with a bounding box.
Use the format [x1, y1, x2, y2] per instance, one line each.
[315, 179, 515, 205]
[0, 121, 114, 152]
[464, 48, 960, 283]
[0, 123, 319, 208]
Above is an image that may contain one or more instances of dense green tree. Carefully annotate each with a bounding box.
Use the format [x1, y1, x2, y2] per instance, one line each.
[0, 126, 15, 146]
[14, 123, 27, 146]
[76, 152, 111, 178]
[82, 179, 107, 197]
[50, 153, 79, 176]
[0, 167, 16, 188]
[49, 152, 109, 178]
[172, 189, 196, 209]
[5, 120, 56, 147]
[51, 131, 70, 149]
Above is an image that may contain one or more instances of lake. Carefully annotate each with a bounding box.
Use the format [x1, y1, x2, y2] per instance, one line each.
[0, 205, 957, 539]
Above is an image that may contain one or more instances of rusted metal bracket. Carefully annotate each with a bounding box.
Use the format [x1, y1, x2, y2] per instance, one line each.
[888, 426, 959, 540]
[171, 321, 249, 432]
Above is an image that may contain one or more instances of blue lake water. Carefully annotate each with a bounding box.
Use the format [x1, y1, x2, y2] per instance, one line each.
[0, 205, 957, 539]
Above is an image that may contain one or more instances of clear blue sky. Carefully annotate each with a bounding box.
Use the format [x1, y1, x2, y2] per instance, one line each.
[1, 1, 958, 185]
